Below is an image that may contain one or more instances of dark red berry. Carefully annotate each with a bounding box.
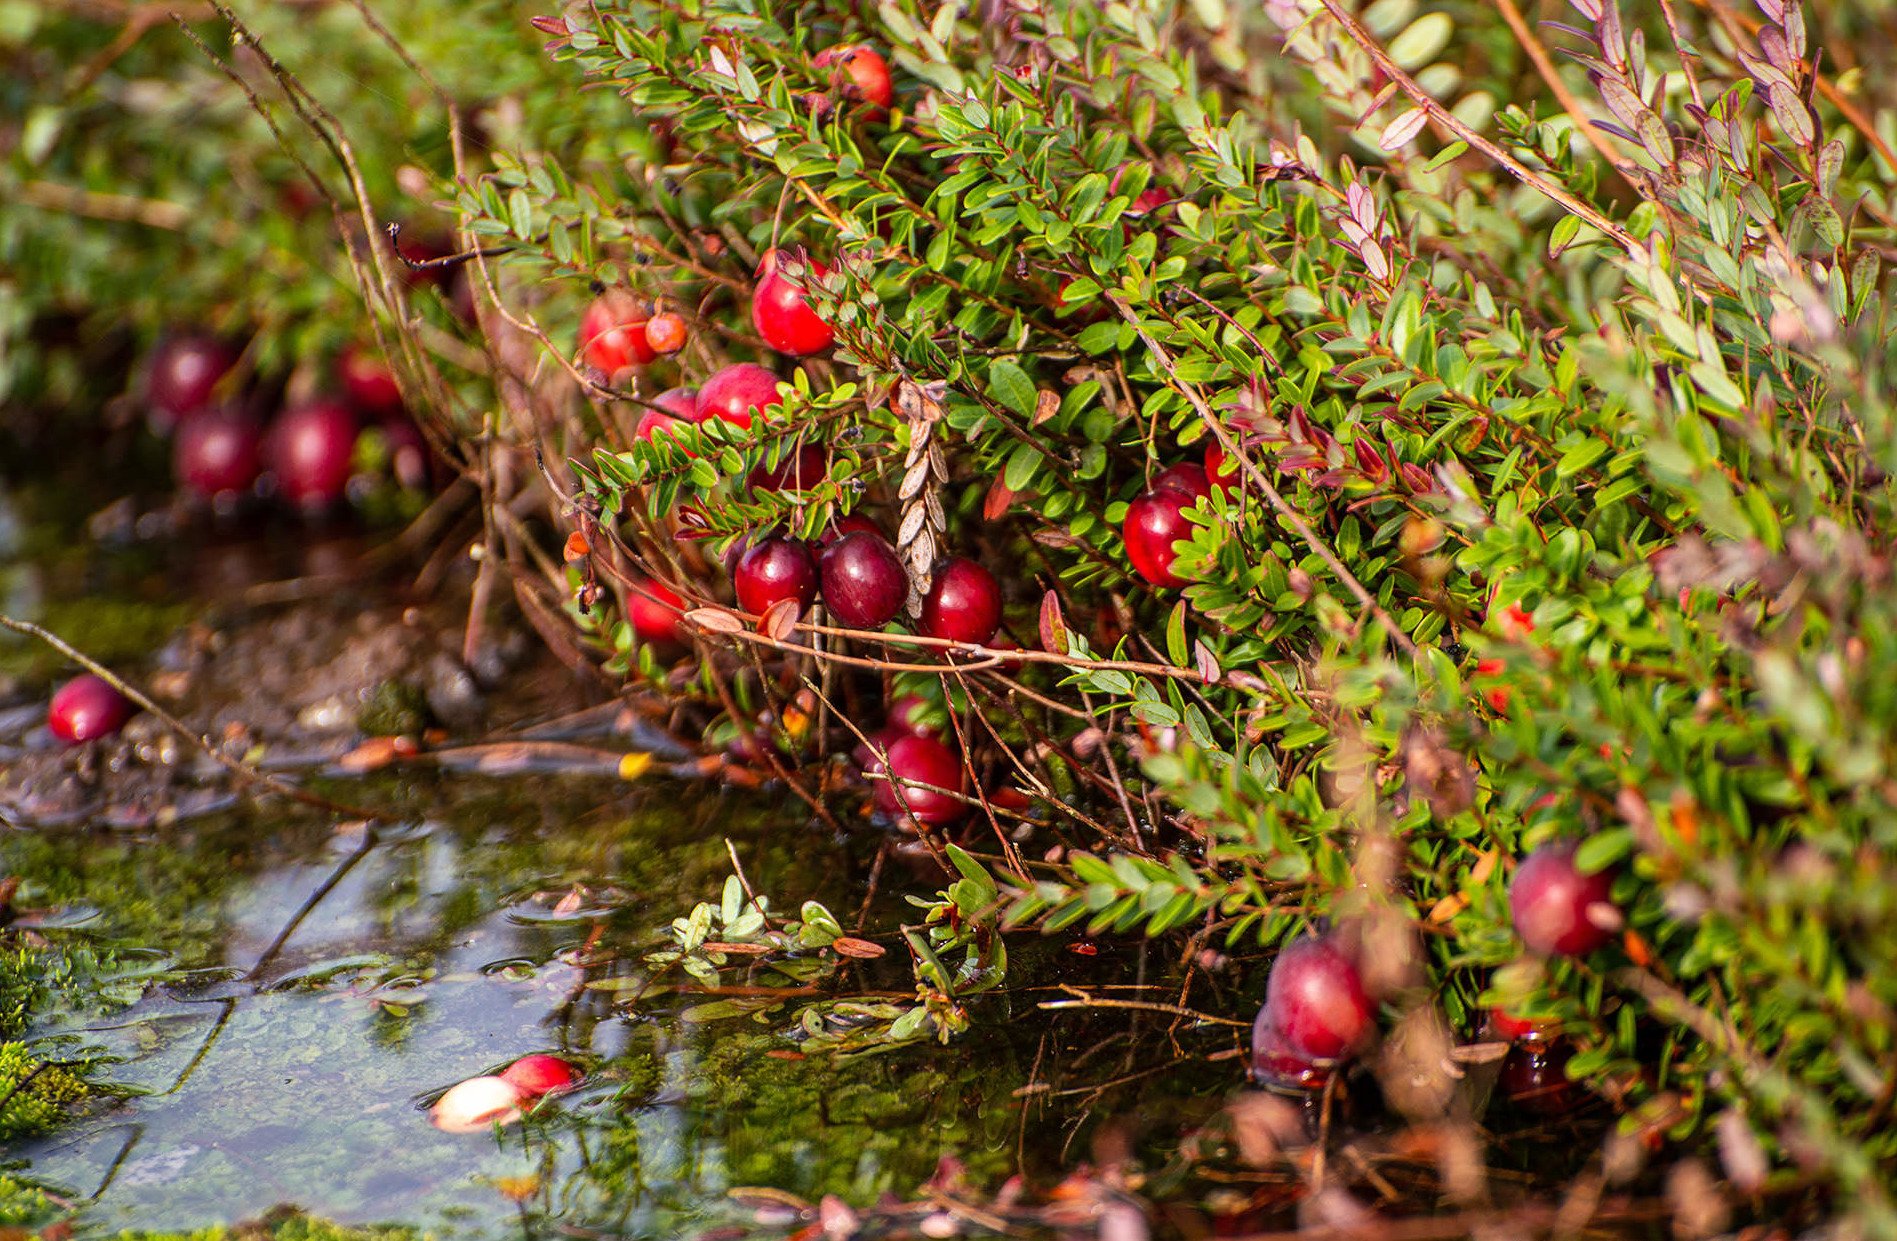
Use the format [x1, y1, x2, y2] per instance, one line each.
[579, 291, 655, 376]
[173, 410, 263, 499]
[1250, 1012, 1329, 1091]
[870, 734, 966, 825]
[734, 537, 819, 616]
[751, 252, 836, 356]
[695, 363, 782, 431]
[644, 312, 688, 356]
[1498, 1042, 1578, 1115]
[749, 444, 827, 493]
[1123, 489, 1196, 588]
[1509, 840, 1618, 957]
[1154, 461, 1211, 500]
[147, 335, 237, 426]
[1261, 936, 1374, 1063]
[819, 531, 908, 629]
[813, 44, 894, 111]
[267, 400, 359, 510]
[919, 557, 1001, 645]
[628, 578, 686, 645]
[338, 344, 403, 415]
[47, 674, 135, 745]
[657, 386, 699, 421]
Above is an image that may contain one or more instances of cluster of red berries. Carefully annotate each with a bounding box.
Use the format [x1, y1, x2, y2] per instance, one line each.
[1251, 841, 1618, 1114]
[152, 334, 432, 512]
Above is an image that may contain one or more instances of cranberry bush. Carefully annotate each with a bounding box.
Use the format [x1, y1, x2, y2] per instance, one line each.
[13, 0, 1897, 1227]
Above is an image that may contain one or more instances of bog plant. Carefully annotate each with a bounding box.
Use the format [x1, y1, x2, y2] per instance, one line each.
[12, 0, 1897, 1229]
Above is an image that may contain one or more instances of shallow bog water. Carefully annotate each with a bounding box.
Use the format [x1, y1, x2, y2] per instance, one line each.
[6, 777, 1027, 1238]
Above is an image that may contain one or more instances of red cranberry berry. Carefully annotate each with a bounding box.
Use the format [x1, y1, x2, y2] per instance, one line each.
[919, 557, 1001, 645]
[1509, 840, 1618, 957]
[173, 410, 263, 500]
[1260, 936, 1374, 1063]
[267, 401, 360, 510]
[47, 674, 136, 745]
[628, 578, 686, 645]
[147, 335, 237, 427]
[1153, 461, 1211, 500]
[1250, 1012, 1329, 1091]
[813, 44, 894, 111]
[499, 1054, 580, 1098]
[1122, 489, 1196, 588]
[819, 531, 908, 629]
[734, 537, 819, 616]
[1499, 1041, 1579, 1115]
[695, 363, 782, 431]
[644, 312, 688, 356]
[870, 734, 966, 825]
[752, 252, 836, 356]
[338, 344, 403, 416]
[579, 291, 656, 377]
[1487, 1006, 1555, 1044]
[749, 444, 827, 492]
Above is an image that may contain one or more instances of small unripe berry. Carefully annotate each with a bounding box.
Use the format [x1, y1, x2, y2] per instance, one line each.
[431, 1075, 526, 1133]
[644, 312, 688, 356]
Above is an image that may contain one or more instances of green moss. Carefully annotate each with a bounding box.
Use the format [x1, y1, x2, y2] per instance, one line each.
[354, 680, 431, 737]
[0, 1042, 88, 1142]
[0, 597, 193, 682]
[115, 1208, 416, 1241]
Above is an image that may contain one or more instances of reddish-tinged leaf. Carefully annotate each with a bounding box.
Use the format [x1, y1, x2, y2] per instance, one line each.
[1038, 591, 1068, 655]
[563, 530, 590, 562]
[831, 936, 887, 959]
[1033, 388, 1060, 425]
[983, 474, 1018, 521]
[760, 597, 801, 640]
[1193, 639, 1221, 684]
[703, 941, 775, 955]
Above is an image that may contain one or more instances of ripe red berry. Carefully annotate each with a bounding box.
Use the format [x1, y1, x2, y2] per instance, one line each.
[733, 536, 819, 616]
[919, 557, 1001, 646]
[695, 363, 783, 431]
[147, 334, 237, 427]
[1499, 1042, 1578, 1115]
[749, 444, 827, 492]
[1122, 489, 1196, 588]
[579, 291, 655, 376]
[870, 734, 966, 825]
[819, 530, 908, 629]
[628, 578, 686, 645]
[173, 410, 263, 499]
[499, 1054, 580, 1098]
[1487, 1006, 1554, 1044]
[338, 344, 403, 416]
[644, 312, 688, 356]
[1509, 840, 1618, 957]
[1250, 1012, 1329, 1091]
[1261, 936, 1374, 1063]
[1153, 461, 1211, 500]
[47, 674, 135, 745]
[813, 44, 894, 111]
[267, 400, 360, 510]
[752, 252, 836, 356]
